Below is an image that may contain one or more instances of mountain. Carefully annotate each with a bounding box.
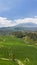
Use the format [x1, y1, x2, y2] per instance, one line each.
[0, 22, 37, 35]
[13, 22, 37, 31]
[15, 22, 37, 27]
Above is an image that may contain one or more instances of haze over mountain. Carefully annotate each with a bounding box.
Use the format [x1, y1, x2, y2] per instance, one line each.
[0, 22, 37, 33]
[15, 22, 37, 27]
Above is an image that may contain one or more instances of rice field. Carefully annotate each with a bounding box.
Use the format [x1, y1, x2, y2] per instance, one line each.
[0, 35, 37, 65]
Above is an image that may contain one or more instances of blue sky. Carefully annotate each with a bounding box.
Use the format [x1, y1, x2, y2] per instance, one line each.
[0, 0, 37, 19]
[0, 0, 37, 27]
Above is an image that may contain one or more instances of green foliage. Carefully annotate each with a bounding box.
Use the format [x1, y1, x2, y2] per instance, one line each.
[11, 31, 37, 42]
[0, 59, 18, 65]
[0, 35, 37, 65]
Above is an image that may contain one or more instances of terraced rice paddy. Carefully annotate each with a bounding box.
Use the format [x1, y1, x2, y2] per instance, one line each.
[0, 36, 37, 65]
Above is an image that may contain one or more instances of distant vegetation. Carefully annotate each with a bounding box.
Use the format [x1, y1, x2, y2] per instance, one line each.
[11, 31, 37, 41]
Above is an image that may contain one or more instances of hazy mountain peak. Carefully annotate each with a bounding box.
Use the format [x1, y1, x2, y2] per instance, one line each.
[16, 22, 37, 27]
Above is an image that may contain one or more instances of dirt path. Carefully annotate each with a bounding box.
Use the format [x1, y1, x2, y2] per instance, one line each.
[15, 59, 24, 65]
[0, 58, 12, 61]
[27, 45, 37, 48]
[0, 58, 24, 65]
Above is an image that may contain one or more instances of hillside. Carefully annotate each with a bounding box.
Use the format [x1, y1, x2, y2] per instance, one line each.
[0, 35, 37, 65]
[0, 22, 37, 65]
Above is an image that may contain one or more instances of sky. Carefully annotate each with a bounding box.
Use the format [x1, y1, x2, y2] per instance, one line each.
[0, 0, 37, 27]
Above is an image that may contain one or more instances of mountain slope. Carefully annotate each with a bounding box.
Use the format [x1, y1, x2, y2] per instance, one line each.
[0, 22, 37, 35]
[16, 22, 37, 27]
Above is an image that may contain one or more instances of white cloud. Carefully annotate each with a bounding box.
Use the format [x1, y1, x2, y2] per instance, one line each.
[0, 17, 16, 27]
[15, 17, 37, 24]
[0, 17, 37, 27]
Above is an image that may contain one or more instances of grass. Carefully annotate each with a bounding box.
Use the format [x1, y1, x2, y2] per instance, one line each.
[0, 35, 37, 65]
[0, 59, 18, 65]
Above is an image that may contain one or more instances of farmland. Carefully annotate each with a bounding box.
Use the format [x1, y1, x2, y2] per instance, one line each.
[0, 34, 37, 65]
